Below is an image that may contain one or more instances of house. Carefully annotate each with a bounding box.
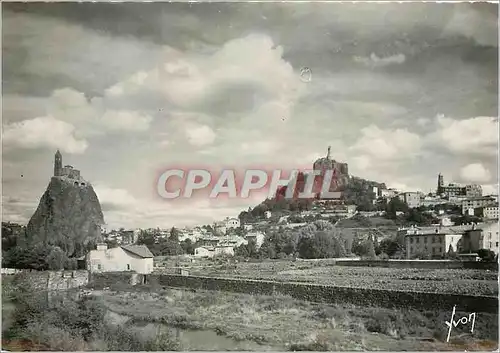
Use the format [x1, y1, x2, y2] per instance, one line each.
[225, 217, 240, 229]
[483, 204, 499, 220]
[405, 229, 462, 259]
[194, 246, 214, 258]
[461, 196, 497, 215]
[214, 245, 234, 257]
[478, 221, 500, 254]
[264, 211, 272, 219]
[85, 243, 154, 274]
[245, 232, 265, 249]
[398, 192, 421, 208]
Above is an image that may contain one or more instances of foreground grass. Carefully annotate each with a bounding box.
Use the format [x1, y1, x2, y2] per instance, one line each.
[100, 285, 499, 351]
[1, 274, 180, 351]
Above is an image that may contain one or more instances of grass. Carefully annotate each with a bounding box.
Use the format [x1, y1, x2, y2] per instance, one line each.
[1, 275, 180, 351]
[183, 260, 499, 296]
[98, 285, 498, 351]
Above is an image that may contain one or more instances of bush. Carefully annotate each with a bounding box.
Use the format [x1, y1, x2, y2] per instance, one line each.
[5, 278, 180, 351]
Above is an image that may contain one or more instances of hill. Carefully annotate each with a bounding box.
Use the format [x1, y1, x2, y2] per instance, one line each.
[25, 177, 105, 257]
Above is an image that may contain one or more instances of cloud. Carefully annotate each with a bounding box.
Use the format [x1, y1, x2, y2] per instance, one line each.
[185, 124, 216, 147]
[100, 110, 152, 132]
[2, 116, 88, 154]
[93, 184, 253, 229]
[459, 163, 492, 183]
[482, 184, 499, 196]
[442, 4, 498, 47]
[2, 87, 155, 154]
[353, 53, 406, 68]
[432, 115, 499, 156]
[349, 125, 422, 161]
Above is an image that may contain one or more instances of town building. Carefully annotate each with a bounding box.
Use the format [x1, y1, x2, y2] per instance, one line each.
[405, 228, 462, 259]
[437, 173, 482, 198]
[479, 221, 500, 254]
[245, 232, 265, 249]
[85, 243, 154, 274]
[194, 247, 213, 258]
[194, 244, 235, 258]
[398, 192, 421, 208]
[483, 204, 499, 220]
[461, 196, 497, 215]
[380, 188, 399, 199]
[465, 184, 483, 198]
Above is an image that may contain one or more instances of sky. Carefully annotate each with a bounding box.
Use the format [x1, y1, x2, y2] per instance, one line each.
[2, 2, 498, 230]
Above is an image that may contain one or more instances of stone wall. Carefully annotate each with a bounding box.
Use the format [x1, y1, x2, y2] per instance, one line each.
[9, 270, 90, 306]
[334, 260, 498, 270]
[89, 271, 146, 289]
[157, 274, 498, 314]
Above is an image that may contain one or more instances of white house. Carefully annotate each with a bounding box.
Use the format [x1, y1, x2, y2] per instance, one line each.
[194, 246, 214, 258]
[225, 217, 240, 229]
[245, 232, 265, 249]
[480, 221, 500, 254]
[264, 211, 272, 219]
[214, 245, 235, 257]
[86, 244, 154, 274]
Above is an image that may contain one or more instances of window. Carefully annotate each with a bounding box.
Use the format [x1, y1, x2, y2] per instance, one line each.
[432, 237, 436, 243]
[410, 238, 414, 244]
[424, 237, 427, 243]
[416, 237, 419, 243]
[97, 264, 101, 270]
[127, 264, 131, 270]
[439, 247, 442, 253]
[496, 242, 499, 247]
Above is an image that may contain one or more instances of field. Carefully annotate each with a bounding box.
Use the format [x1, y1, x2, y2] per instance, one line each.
[179, 260, 499, 296]
[98, 285, 498, 351]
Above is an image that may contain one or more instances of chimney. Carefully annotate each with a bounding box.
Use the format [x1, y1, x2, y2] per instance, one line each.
[96, 243, 108, 251]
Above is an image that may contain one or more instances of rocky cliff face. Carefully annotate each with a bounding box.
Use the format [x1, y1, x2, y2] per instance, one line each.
[25, 177, 105, 257]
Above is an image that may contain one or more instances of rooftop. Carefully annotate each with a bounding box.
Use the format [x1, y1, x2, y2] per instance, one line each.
[121, 245, 154, 258]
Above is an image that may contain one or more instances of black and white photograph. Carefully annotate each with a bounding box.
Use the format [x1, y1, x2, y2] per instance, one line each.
[1, 1, 499, 351]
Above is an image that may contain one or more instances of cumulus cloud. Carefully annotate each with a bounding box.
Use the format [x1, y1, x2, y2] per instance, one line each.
[442, 5, 498, 47]
[459, 163, 492, 183]
[353, 53, 406, 68]
[185, 124, 216, 147]
[104, 33, 303, 153]
[2, 116, 88, 154]
[433, 115, 498, 156]
[100, 110, 152, 132]
[349, 125, 422, 161]
[93, 184, 251, 229]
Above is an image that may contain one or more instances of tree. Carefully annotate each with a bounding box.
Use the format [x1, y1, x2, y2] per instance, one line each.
[169, 227, 180, 242]
[105, 239, 119, 249]
[377, 238, 400, 257]
[385, 197, 408, 219]
[45, 246, 67, 270]
[235, 239, 258, 258]
[137, 230, 155, 247]
[180, 239, 195, 255]
[297, 231, 346, 259]
[477, 249, 495, 262]
[365, 238, 376, 259]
